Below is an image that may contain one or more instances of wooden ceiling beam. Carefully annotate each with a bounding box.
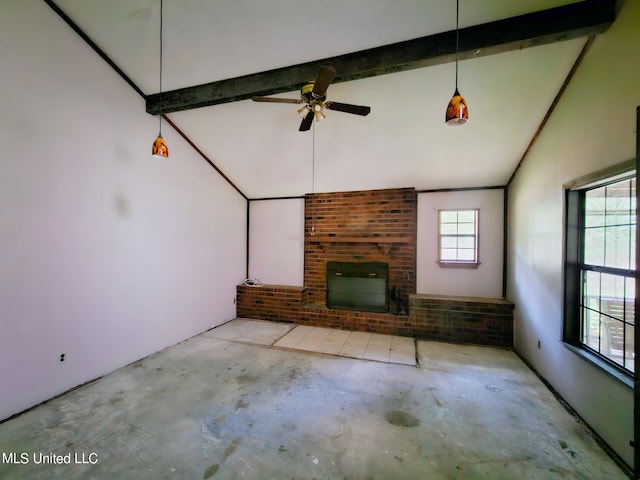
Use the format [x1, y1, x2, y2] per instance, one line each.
[146, 0, 615, 115]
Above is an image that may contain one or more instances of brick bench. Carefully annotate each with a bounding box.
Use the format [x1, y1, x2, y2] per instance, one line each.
[236, 286, 514, 347]
[408, 294, 514, 348]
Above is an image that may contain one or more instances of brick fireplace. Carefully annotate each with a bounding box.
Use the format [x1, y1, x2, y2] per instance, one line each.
[304, 187, 416, 310]
[236, 186, 514, 346]
[237, 187, 417, 335]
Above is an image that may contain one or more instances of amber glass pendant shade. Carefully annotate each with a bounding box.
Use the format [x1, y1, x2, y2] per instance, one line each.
[152, 0, 169, 159]
[152, 134, 169, 158]
[445, 0, 468, 127]
[446, 88, 468, 126]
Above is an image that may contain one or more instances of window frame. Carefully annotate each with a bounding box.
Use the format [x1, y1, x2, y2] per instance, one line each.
[437, 208, 480, 268]
[563, 160, 636, 385]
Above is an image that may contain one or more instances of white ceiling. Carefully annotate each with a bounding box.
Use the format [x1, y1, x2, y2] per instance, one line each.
[54, 0, 592, 198]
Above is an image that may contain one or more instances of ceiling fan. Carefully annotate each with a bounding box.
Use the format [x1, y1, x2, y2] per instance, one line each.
[251, 66, 371, 132]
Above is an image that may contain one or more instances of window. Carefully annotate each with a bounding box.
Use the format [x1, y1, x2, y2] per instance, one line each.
[564, 169, 636, 377]
[438, 209, 479, 266]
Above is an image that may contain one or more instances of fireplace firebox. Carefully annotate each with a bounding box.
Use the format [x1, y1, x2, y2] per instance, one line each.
[326, 262, 389, 313]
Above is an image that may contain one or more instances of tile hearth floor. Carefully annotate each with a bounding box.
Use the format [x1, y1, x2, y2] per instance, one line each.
[210, 318, 416, 366]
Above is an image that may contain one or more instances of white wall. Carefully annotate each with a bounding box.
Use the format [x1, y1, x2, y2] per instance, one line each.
[248, 189, 505, 298]
[248, 198, 305, 286]
[0, 1, 246, 420]
[507, 0, 640, 467]
[417, 189, 504, 298]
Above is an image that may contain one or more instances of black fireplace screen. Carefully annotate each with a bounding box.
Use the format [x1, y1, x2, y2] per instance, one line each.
[326, 262, 389, 313]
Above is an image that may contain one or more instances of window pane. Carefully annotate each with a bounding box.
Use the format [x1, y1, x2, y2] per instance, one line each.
[458, 236, 475, 249]
[585, 191, 605, 228]
[631, 225, 636, 268]
[441, 236, 457, 248]
[602, 317, 625, 367]
[624, 276, 635, 371]
[605, 181, 632, 227]
[458, 210, 476, 222]
[458, 249, 475, 261]
[581, 271, 601, 349]
[606, 213, 631, 227]
[441, 223, 457, 235]
[601, 296, 625, 322]
[581, 306, 601, 350]
[604, 225, 631, 269]
[626, 277, 635, 325]
[458, 223, 475, 235]
[584, 227, 605, 266]
[625, 324, 635, 373]
[582, 270, 601, 301]
[600, 272, 625, 303]
[440, 211, 458, 223]
[441, 248, 457, 260]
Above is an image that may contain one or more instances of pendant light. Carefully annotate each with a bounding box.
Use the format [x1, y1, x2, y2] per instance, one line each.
[445, 0, 468, 126]
[310, 122, 316, 236]
[152, 0, 169, 158]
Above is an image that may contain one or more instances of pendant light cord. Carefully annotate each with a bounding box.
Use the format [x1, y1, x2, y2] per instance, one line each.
[311, 121, 316, 235]
[158, 0, 164, 135]
[312, 122, 315, 195]
[455, 0, 459, 90]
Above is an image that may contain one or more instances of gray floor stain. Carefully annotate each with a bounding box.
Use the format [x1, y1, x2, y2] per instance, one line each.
[223, 436, 243, 459]
[235, 374, 259, 385]
[384, 410, 420, 427]
[203, 463, 219, 479]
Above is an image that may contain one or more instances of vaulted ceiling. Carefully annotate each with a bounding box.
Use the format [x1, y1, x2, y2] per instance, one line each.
[50, 0, 616, 199]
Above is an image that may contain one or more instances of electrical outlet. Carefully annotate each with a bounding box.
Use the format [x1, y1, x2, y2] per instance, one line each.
[537, 340, 541, 349]
[59, 353, 66, 362]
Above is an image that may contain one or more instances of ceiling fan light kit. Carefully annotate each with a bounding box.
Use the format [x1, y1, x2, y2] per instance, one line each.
[297, 105, 310, 118]
[252, 66, 371, 132]
[446, 0, 469, 127]
[152, 0, 169, 158]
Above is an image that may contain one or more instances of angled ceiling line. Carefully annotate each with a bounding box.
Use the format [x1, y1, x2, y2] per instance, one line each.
[42, 0, 144, 99]
[146, 0, 615, 115]
[162, 116, 248, 200]
[42, 0, 248, 200]
[506, 35, 596, 187]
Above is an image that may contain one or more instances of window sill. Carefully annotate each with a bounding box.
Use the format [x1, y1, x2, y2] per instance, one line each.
[437, 261, 480, 269]
[561, 341, 633, 388]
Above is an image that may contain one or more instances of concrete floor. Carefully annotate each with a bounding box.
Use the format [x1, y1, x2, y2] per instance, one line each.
[0, 318, 629, 480]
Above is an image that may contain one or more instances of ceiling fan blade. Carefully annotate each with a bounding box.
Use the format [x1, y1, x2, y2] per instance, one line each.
[299, 110, 314, 131]
[252, 96, 302, 104]
[312, 66, 336, 97]
[324, 101, 371, 116]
